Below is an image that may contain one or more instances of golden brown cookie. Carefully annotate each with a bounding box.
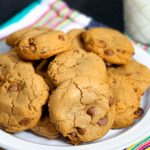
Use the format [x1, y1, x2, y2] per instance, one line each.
[47, 48, 107, 87]
[82, 27, 134, 64]
[108, 72, 143, 128]
[15, 29, 70, 60]
[0, 52, 49, 133]
[31, 108, 59, 139]
[49, 76, 115, 144]
[6, 27, 50, 46]
[108, 60, 150, 95]
[67, 29, 85, 49]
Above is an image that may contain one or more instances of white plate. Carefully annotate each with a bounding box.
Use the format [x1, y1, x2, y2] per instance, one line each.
[0, 42, 150, 150]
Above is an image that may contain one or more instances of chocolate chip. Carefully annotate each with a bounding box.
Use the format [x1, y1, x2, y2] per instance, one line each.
[69, 131, 77, 138]
[104, 49, 114, 56]
[19, 118, 31, 126]
[125, 73, 132, 76]
[58, 35, 65, 41]
[76, 127, 86, 135]
[99, 40, 107, 48]
[87, 106, 96, 116]
[109, 96, 115, 107]
[134, 88, 138, 92]
[29, 38, 34, 44]
[112, 80, 117, 84]
[116, 49, 126, 53]
[97, 117, 108, 126]
[8, 83, 19, 92]
[134, 107, 144, 118]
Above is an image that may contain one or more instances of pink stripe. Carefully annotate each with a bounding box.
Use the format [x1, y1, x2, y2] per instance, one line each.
[136, 141, 150, 150]
[50, 9, 74, 28]
[143, 45, 148, 51]
[25, 0, 58, 28]
[43, 4, 66, 26]
[42, 13, 57, 26]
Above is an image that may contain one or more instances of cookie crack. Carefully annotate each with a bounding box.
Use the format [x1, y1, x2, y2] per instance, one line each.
[26, 92, 38, 112]
[12, 60, 20, 70]
[72, 82, 84, 105]
[58, 80, 72, 103]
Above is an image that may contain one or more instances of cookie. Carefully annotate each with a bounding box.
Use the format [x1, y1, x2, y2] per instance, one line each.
[6, 27, 50, 46]
[109, 60, 150, 94]
[67, 29, 85, 49]
[31, 108, 59, 139]
[15, 29, 70, 60]
[36, 58, 55, 90]
[47, 48, 107, 87]
[0, 52, 49, 133]
[49, 76, 115, 144]
[82, 27, 134, 64]
[108, 72, 143, 128]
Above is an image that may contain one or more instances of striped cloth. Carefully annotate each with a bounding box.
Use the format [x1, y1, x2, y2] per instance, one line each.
[127, 136, 150, 150]
[0, 0, 150, 149]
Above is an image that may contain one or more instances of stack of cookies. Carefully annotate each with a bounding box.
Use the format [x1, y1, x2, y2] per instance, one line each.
[0, 27, 150, 144]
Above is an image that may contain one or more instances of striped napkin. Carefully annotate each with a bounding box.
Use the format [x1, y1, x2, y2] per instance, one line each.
[0, 0, 150, 149]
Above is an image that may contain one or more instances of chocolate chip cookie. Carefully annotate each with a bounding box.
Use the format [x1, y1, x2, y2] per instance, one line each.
[49, 76, 115, 144]
[108, 60, 150, 94]
[0, 52, 49, 133]
[31, 110, 59, 139]
[108, 72, 143, 128]
[6, 27, 50, 46]
[15, 29, 70, 60]
[67, 29, 85, 49]
[47, 48, 107, 87]
[82, 28, 134, 64]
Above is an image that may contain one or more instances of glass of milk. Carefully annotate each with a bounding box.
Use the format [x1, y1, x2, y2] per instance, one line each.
[124, 0, 150, 44]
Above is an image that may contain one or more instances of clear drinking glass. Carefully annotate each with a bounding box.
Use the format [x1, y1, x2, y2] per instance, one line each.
[124, 0, 150, 44]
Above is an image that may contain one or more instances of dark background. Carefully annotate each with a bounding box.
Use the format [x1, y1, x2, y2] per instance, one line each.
[0, 0, 124, 31]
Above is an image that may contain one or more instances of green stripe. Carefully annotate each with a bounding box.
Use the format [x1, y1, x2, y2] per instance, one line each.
[47, 17, 61, 26]
[70, 12, 79, 20]
[0, 1, 40, 30]
[37, 10, 55, 26]
[59, 8, 69, 17]
[147, 47, 150, 54]
[38, 1, 63, 26]
[56, 12, 79, 30]
[36, 1, 61, 26]
[53, 1, 62, 11]
[129, 136, 150, 150]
